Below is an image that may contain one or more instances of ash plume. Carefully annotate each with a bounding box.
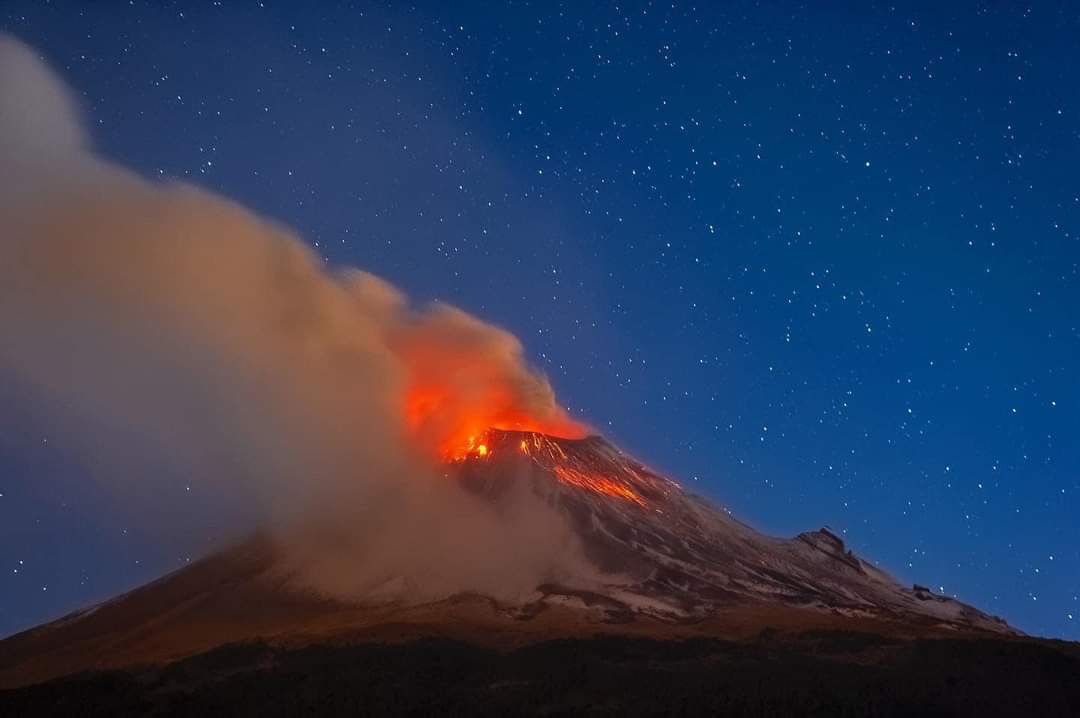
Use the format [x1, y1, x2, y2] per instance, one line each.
[0, 35, 596, 602]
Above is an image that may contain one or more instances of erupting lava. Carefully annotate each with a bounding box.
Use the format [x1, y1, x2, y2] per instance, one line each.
[445, 431, 493, 461]
[403, 385, 587, 462]
[400, 371, 645, 505]
[393, 304, 589, 463]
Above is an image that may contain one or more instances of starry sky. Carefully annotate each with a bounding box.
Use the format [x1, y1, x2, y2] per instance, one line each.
[1, 1, 1078, 641]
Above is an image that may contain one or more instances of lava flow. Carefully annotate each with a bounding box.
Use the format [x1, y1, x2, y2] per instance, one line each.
[452, 427, 649, 508]
[551, 465, 647, 508]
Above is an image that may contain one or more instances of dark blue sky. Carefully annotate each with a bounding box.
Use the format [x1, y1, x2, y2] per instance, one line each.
[1, 1, 1077, 640]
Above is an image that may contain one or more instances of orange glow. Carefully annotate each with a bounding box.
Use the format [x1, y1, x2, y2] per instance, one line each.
[385, 293, 591, 461]
[397, 344, 644, 506]
[404, 384, 587, 461]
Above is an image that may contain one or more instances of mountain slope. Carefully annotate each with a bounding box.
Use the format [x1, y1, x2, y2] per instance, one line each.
[0, 430, 1013, 688]
[457, 430, 1010, 632]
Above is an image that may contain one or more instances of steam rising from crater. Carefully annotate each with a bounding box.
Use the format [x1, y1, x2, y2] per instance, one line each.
[0, 35, 595, 602]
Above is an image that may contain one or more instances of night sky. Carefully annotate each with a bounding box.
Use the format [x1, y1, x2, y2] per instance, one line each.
[1, 2, 1077, 641]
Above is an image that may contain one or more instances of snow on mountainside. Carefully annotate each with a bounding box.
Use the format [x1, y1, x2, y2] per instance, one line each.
[455, 429, 1013, 634]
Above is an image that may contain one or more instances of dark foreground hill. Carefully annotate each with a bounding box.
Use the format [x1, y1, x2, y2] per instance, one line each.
[2, 632, 1079, 718]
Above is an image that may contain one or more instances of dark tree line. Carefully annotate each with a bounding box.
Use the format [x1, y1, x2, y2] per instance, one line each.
[2, 632, 1078, 717]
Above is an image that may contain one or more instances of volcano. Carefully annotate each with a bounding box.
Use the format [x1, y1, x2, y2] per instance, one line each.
[0, 429, 1016, 692]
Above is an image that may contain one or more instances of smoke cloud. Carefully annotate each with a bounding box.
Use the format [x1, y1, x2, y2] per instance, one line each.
[0, 36, 596, 602]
